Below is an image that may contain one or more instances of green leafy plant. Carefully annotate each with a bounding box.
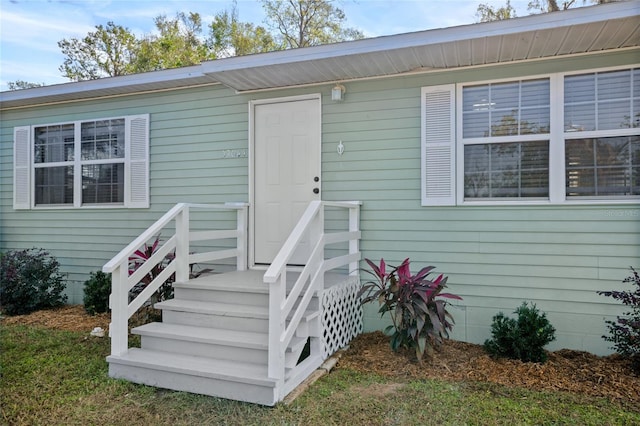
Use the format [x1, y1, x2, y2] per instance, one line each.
[83, 271, 111, 315]
[0, 248, 67, 316]
[598, 267, 640, 374]
[359, 258, 462, 361]
[484, 302, 556, 363]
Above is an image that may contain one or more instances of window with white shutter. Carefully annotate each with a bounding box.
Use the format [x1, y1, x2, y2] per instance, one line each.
[13, 114, 149, 209]
[422, 66, 638, 206]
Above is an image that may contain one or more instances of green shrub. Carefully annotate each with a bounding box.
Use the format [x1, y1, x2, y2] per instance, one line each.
[83, 271, 111, 315]
[484, 302, 556, 363]
[598, 267, 640, 374]
[0, 248, 67, 315]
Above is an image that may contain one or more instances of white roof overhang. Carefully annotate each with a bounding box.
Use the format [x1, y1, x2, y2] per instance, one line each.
[1, 1, 638, 110]
[0, 66, 218, 109]
[201, 0, 640, 91]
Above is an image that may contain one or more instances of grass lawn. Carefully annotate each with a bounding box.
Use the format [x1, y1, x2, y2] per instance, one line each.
[1, 324, 639, 425]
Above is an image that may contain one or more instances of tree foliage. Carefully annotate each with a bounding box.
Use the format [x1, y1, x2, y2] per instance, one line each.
[58, 21, 137, 81]
[260, 0, 364, 48]
[55, 1, 362, 82]
[7, 81, 45, 91]
[209, 4, 279, 58]
[476, 0, 517, 22]
[476, 0, 619, 22]
[135, 12, 212, 73]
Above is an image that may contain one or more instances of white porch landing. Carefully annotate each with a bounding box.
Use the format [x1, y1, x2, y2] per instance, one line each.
[107, 270, 358, 406]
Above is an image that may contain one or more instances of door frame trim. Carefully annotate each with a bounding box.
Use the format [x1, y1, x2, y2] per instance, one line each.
[248, 93, 322, 269]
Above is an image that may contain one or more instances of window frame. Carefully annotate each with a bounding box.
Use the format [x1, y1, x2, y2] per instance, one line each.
[453, 65, 639, 206]
[14, 114, 149, 210]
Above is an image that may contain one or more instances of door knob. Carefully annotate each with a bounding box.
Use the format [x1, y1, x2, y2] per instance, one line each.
[313, 188, 319, 194]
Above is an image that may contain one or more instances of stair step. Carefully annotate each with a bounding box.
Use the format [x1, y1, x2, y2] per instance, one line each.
[134, 322, 309, 363]
[157, 299, 269, 318]
[135, 322, 301, 364]
[108, 348, 278, 405]
[133, 322, 268, 349]
[174, 274, 269, 306]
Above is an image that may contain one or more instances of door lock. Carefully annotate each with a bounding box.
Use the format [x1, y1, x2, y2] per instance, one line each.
[314, 176, 320, 182]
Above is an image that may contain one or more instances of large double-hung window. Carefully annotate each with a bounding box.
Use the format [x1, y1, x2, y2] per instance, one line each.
[421, 66, 639, 206]
[564, 69, 640, 198]
[462, 78, 550, 200]
[14, 114, 149, 209]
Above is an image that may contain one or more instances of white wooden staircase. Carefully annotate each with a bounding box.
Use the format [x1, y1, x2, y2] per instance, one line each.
[103, 202, 362, 406]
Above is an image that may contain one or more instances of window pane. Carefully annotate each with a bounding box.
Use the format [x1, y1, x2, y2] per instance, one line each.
[34, 124, 74, 163]
[521, 79, 550, 107]
[463, 111, 490, 138]
[464, 145, 490, 198]
[520, 107, 550, 134]
[81, 119, 125, 160]
[566, 136, 640, 197]
[491, 110, 519, 136]
[598, 70, 630, 101]
[492, 82, 519, 111]
[35, 166, 73, 205]
[565, 74, 595, 103]
[565, 69, 636, 132]
[598, 100, 630, 130]
[464, 141, 549, 199]
[565, 103, 595, 132]
[82, 163, 124, 204]
[462, 85, 489, 112]
[463, 79, 549, 139]
[633, 99, 640, 128]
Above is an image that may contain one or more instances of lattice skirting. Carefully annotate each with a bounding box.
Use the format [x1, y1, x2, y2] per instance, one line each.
[321, 275, 363, 359]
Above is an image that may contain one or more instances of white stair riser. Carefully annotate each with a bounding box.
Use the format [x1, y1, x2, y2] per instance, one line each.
[162, 310, 269, 332]
[109, 363, 277, 406]
[174, 287, 268, 306]
[141, 336, 268, 365]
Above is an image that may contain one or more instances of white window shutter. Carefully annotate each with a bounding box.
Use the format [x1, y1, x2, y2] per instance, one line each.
[126, 114, 149, 208]
[13, 126, 31, 210]
[421, 85, 456, 206]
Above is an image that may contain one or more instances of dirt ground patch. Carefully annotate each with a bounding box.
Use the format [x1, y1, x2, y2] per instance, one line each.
[2, 305, 638, 408]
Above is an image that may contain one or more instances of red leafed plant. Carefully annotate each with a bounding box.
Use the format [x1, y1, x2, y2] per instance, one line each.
[128, 235, 175, 304]
[359, 258, 462, 361]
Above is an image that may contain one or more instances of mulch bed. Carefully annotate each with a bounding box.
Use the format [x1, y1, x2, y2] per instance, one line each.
[1, 305, 110, 333]
[2, 306, 639, 408]
[339, 331, 640, 408]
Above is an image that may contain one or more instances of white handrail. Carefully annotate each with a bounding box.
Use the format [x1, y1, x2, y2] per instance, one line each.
[265, 200, 361, 391]
[105, 202, 249, 357]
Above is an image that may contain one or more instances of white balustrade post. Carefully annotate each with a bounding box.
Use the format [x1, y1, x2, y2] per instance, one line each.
[175, 205, 190, 283]
[314, 206, 325, 290]
[267, 273, 286, 384]
[236, 206, 247, 271]
[110, 264, 129, 356]
[348, 204, 360, 276]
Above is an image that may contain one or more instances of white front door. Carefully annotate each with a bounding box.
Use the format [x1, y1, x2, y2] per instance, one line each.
[253, 97, 321, 265]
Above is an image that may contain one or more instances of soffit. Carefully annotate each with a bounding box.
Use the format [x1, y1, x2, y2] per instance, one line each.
[203, 3, 640, 91]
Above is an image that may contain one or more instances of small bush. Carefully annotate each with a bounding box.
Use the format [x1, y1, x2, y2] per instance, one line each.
[83, 271, 111, 315]
[359, 258, 462, 361]
[598, 267, 640, 374]
[484, 302, 556, 363]
[0, 248, 67, 316]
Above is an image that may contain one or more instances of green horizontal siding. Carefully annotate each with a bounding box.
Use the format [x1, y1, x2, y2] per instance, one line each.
[1, 50, 638, 354]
